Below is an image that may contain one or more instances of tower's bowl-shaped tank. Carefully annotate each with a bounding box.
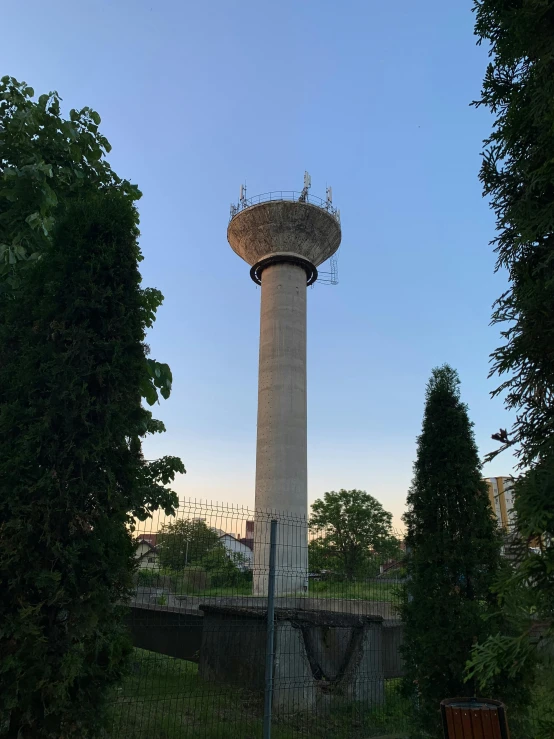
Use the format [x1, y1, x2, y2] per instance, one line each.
[227, 200, 341, 278]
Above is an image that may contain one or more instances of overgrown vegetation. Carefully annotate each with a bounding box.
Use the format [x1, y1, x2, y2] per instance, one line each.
[465, 3, 554, 733]
[400, 366, 517, 738]
[108, 650, 411, 739]
[137, 559, 252, 596]
[0, 80, 184, 737]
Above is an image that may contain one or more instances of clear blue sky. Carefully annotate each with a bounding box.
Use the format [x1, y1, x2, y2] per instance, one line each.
[4, 0, 516, 528]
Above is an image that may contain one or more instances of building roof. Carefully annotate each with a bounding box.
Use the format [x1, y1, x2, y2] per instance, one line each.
[136, 538, 158, 555]
[219, 534, 254, 553]
[137, 533, 158, 546]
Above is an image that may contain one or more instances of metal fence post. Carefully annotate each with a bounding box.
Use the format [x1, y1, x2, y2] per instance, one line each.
[263, 519, 278, 739]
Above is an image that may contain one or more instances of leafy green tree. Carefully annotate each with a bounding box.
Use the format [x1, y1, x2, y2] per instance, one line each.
[400, 366, 510, 737]
[0, 79, 121, 286]
[307, 537, 341, 575]
[309, 490, 399, 579]
[0, 75, 171, 405]
[466, 3, 554, 730]
[202, 547, 252, 588]
[0, 189, 184, 738]
[157, 519, 221, 571]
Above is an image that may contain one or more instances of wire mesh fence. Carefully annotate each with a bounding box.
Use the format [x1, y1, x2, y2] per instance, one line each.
[110, 500, 409, 739]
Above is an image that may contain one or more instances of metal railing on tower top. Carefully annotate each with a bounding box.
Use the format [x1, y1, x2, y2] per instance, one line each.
[229, 190, 341, 225]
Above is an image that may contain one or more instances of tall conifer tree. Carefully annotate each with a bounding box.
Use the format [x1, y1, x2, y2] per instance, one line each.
[401, 366, 502, 736]
[466, 4, 554, 733]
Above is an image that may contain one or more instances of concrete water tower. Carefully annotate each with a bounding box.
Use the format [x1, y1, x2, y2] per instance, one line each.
[228, 174, 342, 594]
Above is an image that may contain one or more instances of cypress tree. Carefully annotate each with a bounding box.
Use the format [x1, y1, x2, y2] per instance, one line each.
[401, 365, 503, 737]
[0, 190, 184, 738]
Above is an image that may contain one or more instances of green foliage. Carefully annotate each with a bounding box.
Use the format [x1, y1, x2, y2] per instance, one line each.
[0, 190, 183, 737]
[0, 76, 135, 286]
[467, 1, 554, 726]
[474, 0, 554, 471]
[135, 566, 209, 595]
[157, 519, 221, 571]
[136, 568, 176, 591]
[0, 76, 171, 406]
[201, 547, 252, 589]
[531, 666, 554, 739]
[400, 366, 514, 737]
[309, 489, 400, 580]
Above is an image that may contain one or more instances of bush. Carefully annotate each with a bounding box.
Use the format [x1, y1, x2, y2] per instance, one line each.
[180, 567, 210, 593]
[202, 548, 253, 589]
[136, 569, 171, 589]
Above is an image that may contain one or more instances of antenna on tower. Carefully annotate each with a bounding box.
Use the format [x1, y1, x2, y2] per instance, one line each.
[326, 186, 333, 207]
[239, 182, 247, 208]
[299, 171, 311, 203]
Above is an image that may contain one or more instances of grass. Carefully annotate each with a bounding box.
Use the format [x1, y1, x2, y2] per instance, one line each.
[176, 582, 400, 601]
[108, 650, 265, 739]
[108, 650, 411, 739]
[138, 569, 402, 603]
[307, 579, 401, 603]
[191, 585, 253, 597]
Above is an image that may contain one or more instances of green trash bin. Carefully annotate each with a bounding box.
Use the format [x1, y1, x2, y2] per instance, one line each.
[440, 697, 510, 738]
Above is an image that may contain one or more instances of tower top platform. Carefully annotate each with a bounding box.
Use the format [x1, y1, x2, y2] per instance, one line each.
[227, 193, 341, 271]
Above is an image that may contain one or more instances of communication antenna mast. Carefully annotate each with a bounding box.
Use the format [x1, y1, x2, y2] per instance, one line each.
[299, 170, 311, 203]
[326, 186, 333, 208]
[240, 182, 247, 207]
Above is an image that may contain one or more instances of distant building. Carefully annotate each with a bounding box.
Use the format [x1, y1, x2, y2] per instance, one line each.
[135, 538, 159, 570]
[219, 534, 253, 570]
[484, 477, 515, 529]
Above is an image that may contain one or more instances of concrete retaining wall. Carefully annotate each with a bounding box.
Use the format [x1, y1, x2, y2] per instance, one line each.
[127, 601, 405, 679]
[199, 606, 386, 714]
[127, 603, 203, 662]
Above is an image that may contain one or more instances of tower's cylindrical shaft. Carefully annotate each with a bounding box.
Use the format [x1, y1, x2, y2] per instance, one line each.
[227, 196, 341, 596]
[253, 262, 308, 595]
